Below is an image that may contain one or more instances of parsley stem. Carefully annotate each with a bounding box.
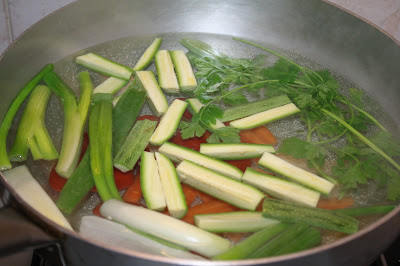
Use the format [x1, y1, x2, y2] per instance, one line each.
[337, 99, 388, 132]
[321, 108, 400, 172]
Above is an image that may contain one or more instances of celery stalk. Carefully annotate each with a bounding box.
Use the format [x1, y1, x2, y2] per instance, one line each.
[0, 63, 53, 170]
[9, 85, 58, 161]
[43, 71, 92, 178]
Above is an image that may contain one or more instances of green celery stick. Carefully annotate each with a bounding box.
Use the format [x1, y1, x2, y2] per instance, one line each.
[0, 63, 53, 170]
[274, 227, 321, 256]
[334, 205, 396, 217]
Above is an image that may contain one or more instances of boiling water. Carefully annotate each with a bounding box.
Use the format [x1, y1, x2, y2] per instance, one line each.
[10, 32, 399, 246]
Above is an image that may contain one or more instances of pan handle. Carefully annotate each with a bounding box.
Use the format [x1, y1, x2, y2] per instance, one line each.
[0, 184, 66, 265]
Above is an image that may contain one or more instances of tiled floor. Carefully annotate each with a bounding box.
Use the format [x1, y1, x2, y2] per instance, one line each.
[0, 0, 399, 56]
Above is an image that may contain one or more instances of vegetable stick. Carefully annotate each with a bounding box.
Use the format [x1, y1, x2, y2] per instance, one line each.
[250, 126, 277, 145]
[239, 130, 265, 144]
[317, 197, 354, 210]
[182, 200, 239, 225]
[122, 173, 143, 205]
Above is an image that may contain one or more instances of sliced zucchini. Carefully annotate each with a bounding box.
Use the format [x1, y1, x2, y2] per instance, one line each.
[187, 98, 225, 129]
[155, 50, 179, 93]
[155, 152, 187, 218]
[76, 53, 133, 80]
[141, 152, 166, 211]
[133, 38, 162, 71]
[221, 94, 292, 122]
[149, 99, 188, 146]
[230, 103, 300, 129]
[93, 77, 128, 95]
[135, 70, 168, 116]
[242, 168, 320, 207]
[170, 50, 197, 92]
[158, 142, 243, 180]
[194, 211, 279, 233]
[176, 160, 265, 210]
[199, 143, 275, 160]
[258, 152, 335, 195]
[114, 119, 158, 172]
[100, 199, 231, 258]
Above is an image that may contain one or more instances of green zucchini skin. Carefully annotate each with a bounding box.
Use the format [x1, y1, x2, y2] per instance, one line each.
[176, 160, 264, 211]
[261, 198, 359, 234]
[221, 94, 292, 122]
[169, 50, 197, 92]
[112, 87, 147, 157]
[242, 168, 320, 207]
[258, 151, 334, 195]
[149, 99, 188, 146]
[199, 143, 275, 160]
[93, 77, 128, 95]
[155, 50, 179, 93]
[194, 211, 279, 233]
[158, 142, 243, 181]
[230, 103, 300, 130]
[114, 119, 158, 172]
[135, 70, 168, 116]
[133, 38, 162, 71]
[140, 151, 166, 211]
[56, 149, 94, 215]
[155, 152, 187, 218]
[76, 53, 133, 80]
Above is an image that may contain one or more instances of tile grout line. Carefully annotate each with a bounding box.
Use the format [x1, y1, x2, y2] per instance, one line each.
[2, 0, 13, 43]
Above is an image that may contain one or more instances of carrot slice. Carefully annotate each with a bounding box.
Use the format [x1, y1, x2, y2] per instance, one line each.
[250, 126, 277, 145]
[195, 189, 216, 203]
[92, 203, 103, 217]
[122, 172, 142, 205]
[240, 130, 265, 144]
[170, 130, 211, 151]
[225, 159, 252, 172]
[182, 199, 239, 225]
[317, 197, 355, 210]
[224, 232, 251, 244]
[181, 183, 198, 206]
[137, 115, 159, 122]
[49, 166, 67, 192]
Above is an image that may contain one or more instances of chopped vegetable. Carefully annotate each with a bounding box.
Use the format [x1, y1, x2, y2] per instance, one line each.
[262, 198, 359, 234]
[176, 160, 265, 210]
[199, 143, 275, 160]
[93, 77, 128, 95]
[56, 149, 94, 214]
[76, 53, 133, 80]
[0, 63, 54, 170]
[155, 152, 187, 218]
[135, 70, 168, 116]
[195, 211, 280, 233]
[159, 142, 243, 180]
[242, 167, 321, 207]
[133, 38, 162, 71]
[213, 223, 289, 260]
[140, 151, 166, 211]
[3, 165, 73, 230]
[9, 85, 58, 162]
[89, 96, 121, 201]
[170, 50, 197, 92]
[334, 205, 396, 217]
[258, 152, 335, 195]
[100, 199, 231, 258]
[112, 86, 147, 156]
[186, 98, 225, 129]
[122, 171, 142, 205]
[43, 71, 92, 178]
[317, 197, 354, 210]
[155, 50, 179, 93]
[114, 119, 157, 172]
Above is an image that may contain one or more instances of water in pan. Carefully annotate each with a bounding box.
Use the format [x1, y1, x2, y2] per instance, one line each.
[10, 32, 399, 247]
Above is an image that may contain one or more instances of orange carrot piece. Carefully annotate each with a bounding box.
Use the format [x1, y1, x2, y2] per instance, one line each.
[122, 173, 142, 205]
[225, 159, 252, 172]
[182, 200, 239, 224]
[195, 189, 217, 203]
[113, 168, 135, 191]
[92, 203, 103, 218]
[250, 126, 277, 145]
[317, 197, 355, 210]
[181, 183, 198, 207]
[240, 130, 265, 144]
[49, 166, 67, 192]
[224, 232, 250, 244]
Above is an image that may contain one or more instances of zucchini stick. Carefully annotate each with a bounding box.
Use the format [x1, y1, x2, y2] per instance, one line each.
[89, 98, 121, 201]
[56, 149, 94, 214]
[9, 85, 58, 161]
[43, 71, 93, 178]
[0, 63, 53, 170]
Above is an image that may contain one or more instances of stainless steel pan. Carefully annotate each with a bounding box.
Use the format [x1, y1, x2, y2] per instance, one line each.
[0, 0, 399, 265]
